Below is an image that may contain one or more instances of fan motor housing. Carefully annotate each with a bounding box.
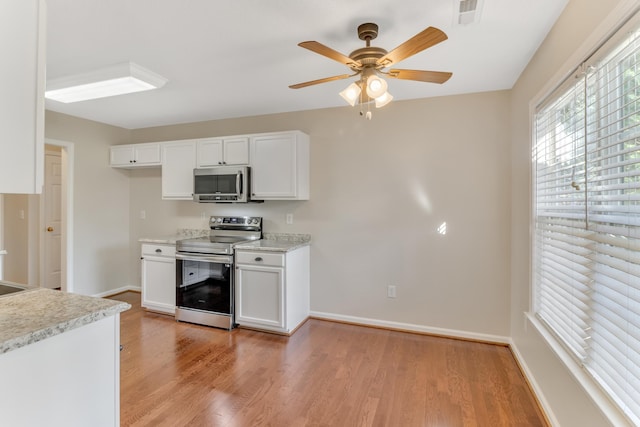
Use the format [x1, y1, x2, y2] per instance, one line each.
[349, 47, 388, 70]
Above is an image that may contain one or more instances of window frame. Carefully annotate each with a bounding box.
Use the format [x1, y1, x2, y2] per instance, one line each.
[530, 6, 640, 427]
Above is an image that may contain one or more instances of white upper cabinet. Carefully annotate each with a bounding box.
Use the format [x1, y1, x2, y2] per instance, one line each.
[161, 140, 197, 200]
[250, 131, 309, 200]
[110, 131, 309, 201]
[0, 0, 46, 194]
[110, 143, 161, 168]
[197, 137, 249, 167]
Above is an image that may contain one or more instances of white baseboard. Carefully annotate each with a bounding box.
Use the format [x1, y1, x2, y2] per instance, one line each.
[508, 337, 560, 427]
[309, 310, 510, 344]
[92, 285, 140, 298]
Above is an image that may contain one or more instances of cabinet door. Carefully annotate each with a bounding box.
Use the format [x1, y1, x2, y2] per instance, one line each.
[250, 133, 297, 199]
[110, 146, 135, 166]
[197, 138, 223, 167]
[110, 143, 161, 167]
[235, 264, 284, 329]
[134, 143, 161, 165]
[222, 137, 249, 165]
[162, 141, 197, 200]
[0, 0, 45, 194]
[141, 256, 176, 314]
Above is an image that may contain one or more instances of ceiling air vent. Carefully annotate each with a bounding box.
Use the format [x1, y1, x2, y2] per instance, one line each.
[456, 0, 482, 25]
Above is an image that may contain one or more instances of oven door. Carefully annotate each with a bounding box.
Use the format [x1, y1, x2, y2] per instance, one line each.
[175, 252, 235, 329]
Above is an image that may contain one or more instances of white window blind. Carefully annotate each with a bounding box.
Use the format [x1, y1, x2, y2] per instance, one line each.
[533, 20, 640, 426]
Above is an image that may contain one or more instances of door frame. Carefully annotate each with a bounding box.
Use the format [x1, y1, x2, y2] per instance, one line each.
[39, 138, 74, 292]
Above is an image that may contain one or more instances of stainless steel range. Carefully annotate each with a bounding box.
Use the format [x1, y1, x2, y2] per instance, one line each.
[175, 216, 262, 329]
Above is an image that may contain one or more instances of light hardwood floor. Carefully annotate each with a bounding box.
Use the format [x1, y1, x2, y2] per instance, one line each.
[111, 291, 548, 426]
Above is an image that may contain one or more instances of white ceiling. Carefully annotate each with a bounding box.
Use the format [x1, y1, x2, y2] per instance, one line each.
[45, 0, 568, 130]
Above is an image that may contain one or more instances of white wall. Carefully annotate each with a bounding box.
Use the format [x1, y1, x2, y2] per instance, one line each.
[127, 90, 512, 339]
[44, 111, 131, 296]
[509, 0, 636, 425]
[1, 194, 29, 283]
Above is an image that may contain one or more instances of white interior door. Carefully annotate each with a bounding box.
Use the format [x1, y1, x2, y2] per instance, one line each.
[43, 152, 62, 289]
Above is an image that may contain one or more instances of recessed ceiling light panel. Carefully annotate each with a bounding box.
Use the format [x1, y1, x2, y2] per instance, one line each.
[45, 62, 167, 103]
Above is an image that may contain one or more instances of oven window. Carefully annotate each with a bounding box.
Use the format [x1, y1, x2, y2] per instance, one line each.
[176, 259, 232, 314]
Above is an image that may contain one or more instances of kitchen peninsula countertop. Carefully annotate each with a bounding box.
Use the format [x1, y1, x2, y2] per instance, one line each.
[0, 288, 130, 355]
[234, 233, 311, 253]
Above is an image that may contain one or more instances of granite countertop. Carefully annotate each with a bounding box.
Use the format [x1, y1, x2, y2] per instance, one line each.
[0, 288, 130, 355]
[139, 228, 210, 245]
[234, 233, 311, 253]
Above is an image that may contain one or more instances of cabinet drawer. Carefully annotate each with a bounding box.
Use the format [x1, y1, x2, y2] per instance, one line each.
[236, 251, 284, 267]
[141, 244, 176, 257]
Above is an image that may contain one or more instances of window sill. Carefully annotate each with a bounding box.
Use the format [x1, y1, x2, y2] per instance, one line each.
[526, 312, 633, 427]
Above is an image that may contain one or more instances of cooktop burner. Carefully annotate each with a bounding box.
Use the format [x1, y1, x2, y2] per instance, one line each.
[176, 216, 262, 255]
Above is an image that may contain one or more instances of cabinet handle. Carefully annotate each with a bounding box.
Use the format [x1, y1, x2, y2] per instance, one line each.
[155, 249, 162, 253]
[218, 161, 223, 165]
[255, 257, 263, 262]
[189, 272, 194, 276]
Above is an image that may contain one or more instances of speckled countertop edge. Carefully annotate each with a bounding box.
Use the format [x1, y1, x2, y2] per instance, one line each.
[234, 233, 311, 252]
[139, 228, 210, 244]
[139, 231, 311, 252]
[0, 288, 131, 355]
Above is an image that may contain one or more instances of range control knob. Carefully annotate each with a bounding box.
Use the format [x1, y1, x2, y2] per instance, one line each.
[217, 217, 223, 223]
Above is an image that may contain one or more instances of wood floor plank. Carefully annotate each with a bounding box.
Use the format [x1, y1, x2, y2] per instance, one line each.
[111, 292, 548, 426]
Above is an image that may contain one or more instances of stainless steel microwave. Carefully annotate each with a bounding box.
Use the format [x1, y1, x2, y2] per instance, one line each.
[193, 166, 253, 203]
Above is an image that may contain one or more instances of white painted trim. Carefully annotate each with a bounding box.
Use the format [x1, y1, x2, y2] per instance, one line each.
[523, 313, 633, 427]
[93, 285, 140, 298]
[522, 4, 640, 427]
[309, 310, 510, 344]
[509, 336, 561, 427]
[530, 0, 640, 111]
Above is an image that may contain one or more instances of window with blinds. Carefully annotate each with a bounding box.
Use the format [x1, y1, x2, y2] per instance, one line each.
[533, 18, 640, 426]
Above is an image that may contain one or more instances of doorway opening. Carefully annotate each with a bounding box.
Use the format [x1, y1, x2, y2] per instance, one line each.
[0, 139, 74, 291]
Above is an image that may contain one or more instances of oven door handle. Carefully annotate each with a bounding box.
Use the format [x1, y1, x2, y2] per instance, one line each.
[176, 253, 233, 264]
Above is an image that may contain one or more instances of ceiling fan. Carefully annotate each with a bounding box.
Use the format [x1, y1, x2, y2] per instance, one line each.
[289, 22, 452, 109]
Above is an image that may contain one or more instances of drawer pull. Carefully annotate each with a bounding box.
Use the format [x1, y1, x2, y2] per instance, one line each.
[189, 272, 194, 276]
[155, 249, 162, 253]
[255, 257, 263, 262]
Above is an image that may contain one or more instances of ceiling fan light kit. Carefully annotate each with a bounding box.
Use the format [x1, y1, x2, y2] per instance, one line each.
[339, 82, 361, 106]
[290, 22, 452, 119]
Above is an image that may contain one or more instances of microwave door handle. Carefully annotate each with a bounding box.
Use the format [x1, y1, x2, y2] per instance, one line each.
[236, 171, 242, 195]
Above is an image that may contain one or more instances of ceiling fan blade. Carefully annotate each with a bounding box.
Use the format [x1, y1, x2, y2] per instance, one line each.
[289, 74, 353, 89]
[388, 69, 452, 84]
[298, 41, 361, 68]
[377, 27, 448, 67]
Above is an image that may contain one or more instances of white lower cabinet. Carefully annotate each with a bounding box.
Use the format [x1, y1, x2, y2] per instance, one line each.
[235, 246, 310, 334]
[0, 315, 122, 426]
[141, 243, 176, 315]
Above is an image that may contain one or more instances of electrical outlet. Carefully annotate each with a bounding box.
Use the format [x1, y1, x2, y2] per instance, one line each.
[387, 285, 397, 298]
[139, 210, 146, 220]
[286, 213, 293, 225]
